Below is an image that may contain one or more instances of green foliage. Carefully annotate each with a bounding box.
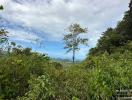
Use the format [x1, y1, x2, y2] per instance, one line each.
[72, 96, 79, 100]
[89, 27, 127, 56]
[116, 0, 132, 40]
[0, 29, 9, 54]
[89, 0, 132, 56]
[83, 51, 132, 99]
[0, 29, 8, 44]
[14, 51, 132, 100]
[18, 75, 55, 100]
[64, 23, 88, 62]
[0, 47, 62, 99]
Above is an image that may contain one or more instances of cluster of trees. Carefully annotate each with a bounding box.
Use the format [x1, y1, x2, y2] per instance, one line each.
[89, 0, 132, 56]
[0, 0, 132, 100]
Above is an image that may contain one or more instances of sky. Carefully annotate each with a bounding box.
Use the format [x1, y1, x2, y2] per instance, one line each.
[0, 0, 130, 60]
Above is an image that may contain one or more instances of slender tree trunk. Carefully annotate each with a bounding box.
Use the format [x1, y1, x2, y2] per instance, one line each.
[72, 34, 76, 63]
[72, 49, 75, 63]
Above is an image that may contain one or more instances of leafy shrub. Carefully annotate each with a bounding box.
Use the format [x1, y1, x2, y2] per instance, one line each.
[0, 50, 62, 99]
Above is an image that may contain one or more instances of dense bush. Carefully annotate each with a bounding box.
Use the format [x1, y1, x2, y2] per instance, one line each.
[0, 49, 63, 99]
[84, 51, 132, 99]
[13, 51, 132, 100]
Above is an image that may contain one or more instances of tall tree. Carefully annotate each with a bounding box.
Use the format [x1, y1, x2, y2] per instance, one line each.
[116, 0, 132, 40]
[0, 29, 8, 43]
[130, 0, 132, 9]
[0, 29, 8, 53]
[63, 23, 88, 62]
[96, 28, 125, 54]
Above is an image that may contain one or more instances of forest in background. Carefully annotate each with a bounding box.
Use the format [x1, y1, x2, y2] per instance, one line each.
[0, 0, 132, 100]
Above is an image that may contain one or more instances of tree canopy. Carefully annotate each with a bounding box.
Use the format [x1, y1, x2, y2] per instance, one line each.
[64, 23, 88, 62]
[89, 0, 132, 56]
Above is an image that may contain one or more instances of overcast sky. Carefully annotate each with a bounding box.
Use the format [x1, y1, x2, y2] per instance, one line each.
[0, 0, 130, 60]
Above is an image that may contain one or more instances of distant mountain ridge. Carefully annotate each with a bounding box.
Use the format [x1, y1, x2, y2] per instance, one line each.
[52, 58, 81, 63]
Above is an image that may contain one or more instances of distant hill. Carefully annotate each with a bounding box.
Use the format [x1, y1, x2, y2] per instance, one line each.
[52, 58, 81, 63]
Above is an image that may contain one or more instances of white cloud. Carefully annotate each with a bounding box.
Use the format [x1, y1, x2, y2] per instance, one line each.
[0, 0, 130, 42]
[7, 28, 41, 43]
[0, 0, 130, 59]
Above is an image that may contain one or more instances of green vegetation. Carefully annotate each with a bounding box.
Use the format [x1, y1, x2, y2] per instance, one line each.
[89, 0, 132, 56]
[1, 46, 131, 100]
[0, 0, 132, 100]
